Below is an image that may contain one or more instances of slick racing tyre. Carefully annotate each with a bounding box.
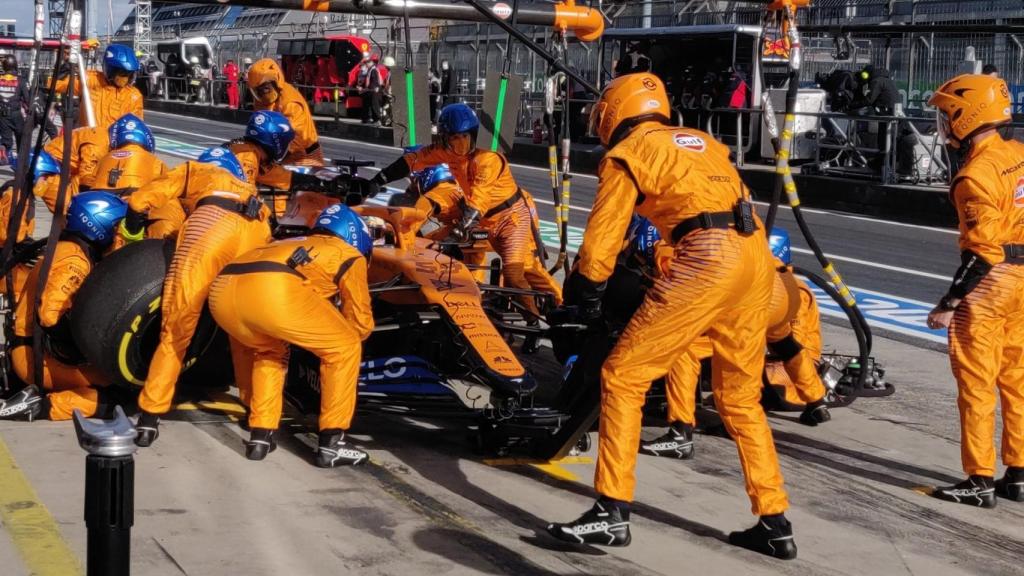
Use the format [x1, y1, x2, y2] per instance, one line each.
[69, 239, 224, 389]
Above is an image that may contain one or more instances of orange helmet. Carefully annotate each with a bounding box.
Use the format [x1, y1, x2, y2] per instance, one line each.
[589, 72, 671, 147]
[246, 58, 284, 90]
[928, 74, 1011, 146]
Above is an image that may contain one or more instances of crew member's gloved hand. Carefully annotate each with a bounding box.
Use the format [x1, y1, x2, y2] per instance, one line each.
[119, 209, 146, 243]
[563, 270, 606, 322]
[347, 176, 380, 199]
[370, 172, 388, 188]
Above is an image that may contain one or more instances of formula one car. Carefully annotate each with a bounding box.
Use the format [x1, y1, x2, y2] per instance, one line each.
[62, 160, 590, 458]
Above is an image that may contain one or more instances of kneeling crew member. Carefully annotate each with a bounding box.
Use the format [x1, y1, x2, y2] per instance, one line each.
[0, 192, 128, 421]
[927, 74, 1024, 507]
[545, 73, 795, 559]
[209, 204, 374, 467]
[127, 146, 274, 447]
[640, 226, 831, 460]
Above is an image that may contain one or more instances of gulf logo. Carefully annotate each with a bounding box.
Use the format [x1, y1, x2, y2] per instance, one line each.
[673, 133, 706, 152]
[1015, 177, 1024, 208]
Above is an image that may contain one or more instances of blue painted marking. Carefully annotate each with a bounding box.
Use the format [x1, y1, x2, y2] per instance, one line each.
[805, 282, 947, 345]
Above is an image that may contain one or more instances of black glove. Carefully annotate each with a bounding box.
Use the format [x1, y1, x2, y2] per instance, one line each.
[370, 172, 388, 188]
[348, 176, 380, 199]
[121, 208, 147, 238]
[563, 270, 606, 321]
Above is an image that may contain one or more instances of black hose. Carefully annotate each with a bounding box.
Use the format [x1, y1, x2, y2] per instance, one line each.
[32, 30, 79, 389]
[761, 6, 873, 392]
[793, 266, 871, 396]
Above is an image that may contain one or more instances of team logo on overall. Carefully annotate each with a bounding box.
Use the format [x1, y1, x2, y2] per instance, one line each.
[111, 150, 132, 159]
[1015, 177, 1024, 208]
[673, 133, 706, 152]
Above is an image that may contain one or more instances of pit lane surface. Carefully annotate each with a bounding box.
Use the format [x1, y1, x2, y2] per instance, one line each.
[2, 119, 1020, 575]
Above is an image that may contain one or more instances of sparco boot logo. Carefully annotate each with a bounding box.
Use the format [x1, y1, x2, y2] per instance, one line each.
[673, 133, 706, 152]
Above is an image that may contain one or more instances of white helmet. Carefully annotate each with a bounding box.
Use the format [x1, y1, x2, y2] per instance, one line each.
[189, 56, 199, 64]
[243, 57, 253, 65]
[383, 56, 396, 68]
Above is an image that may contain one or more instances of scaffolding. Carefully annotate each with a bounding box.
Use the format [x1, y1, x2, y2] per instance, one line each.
[48, 0, 67, 37]
[134, 0, 152, 60]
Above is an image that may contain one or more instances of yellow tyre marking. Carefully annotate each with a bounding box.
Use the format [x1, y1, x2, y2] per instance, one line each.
[0, 437, 83, 575]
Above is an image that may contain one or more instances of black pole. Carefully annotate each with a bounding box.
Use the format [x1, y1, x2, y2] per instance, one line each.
[74, 406, 138, 576]
[84, 455, 134, 576]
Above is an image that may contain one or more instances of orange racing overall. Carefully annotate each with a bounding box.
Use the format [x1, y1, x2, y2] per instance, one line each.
[53, 69, 144, 131]
[663, 263, 826, 425]
[10, 238, 109, 419]
[91, 143, 182, 240]
[40, 125, 110, 209]
[580, 123, 786, 516]
[947, 134, 1024, 478]
[132, 161, 272, 417]
[208, 235, 373, 432]
[247, 59, 324, 167]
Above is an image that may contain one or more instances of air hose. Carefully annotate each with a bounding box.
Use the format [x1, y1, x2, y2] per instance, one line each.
[761, 1, 874, 394]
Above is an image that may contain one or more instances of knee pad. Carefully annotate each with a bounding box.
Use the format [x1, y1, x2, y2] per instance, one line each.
[768, 333, 803, 362]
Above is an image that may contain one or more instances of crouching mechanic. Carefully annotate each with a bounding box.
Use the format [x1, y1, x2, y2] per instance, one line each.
[209, 204, 374, 467]
[126, 147, 273, 447]
[221, 111, 372, 211]
[545, 73, 795, 559]
[927, 74, 1024, 507]
[0, 192, 129, 421]
[372, 105, 562, 341]
[640, 225, 831, 460]
[40, 124, 110, 210]
[92, 114, 182, 239]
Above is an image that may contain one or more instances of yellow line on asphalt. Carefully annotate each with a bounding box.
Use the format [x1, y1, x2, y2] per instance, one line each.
[0, 436, 83, 576]
[483, 456, 593, 483]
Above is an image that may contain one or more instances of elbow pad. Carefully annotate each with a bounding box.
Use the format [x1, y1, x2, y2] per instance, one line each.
[947, 250, 993, 300]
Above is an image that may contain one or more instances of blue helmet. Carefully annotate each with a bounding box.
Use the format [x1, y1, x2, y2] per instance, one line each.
[109, 113, 155, 152]
[768, 227, 792, 265]
[403, 144, 425, 154]
[12, 150, 61, 183]
[313, 204, 373, 258]
[626, 215, 660, 263]
[66, 191, 128, 246]
[437, 103, 479, 137]
[244, 110, 295, 163]
[102, 44, 140, 78]
[197, 147, 246, 182]
[417, 164, 456, 194]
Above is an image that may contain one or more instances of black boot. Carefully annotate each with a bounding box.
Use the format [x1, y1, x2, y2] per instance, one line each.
[933, 475, 996, 508]
[244, 428, 277, 461]
[546, 497, 631, 546]
[316, 429, 368, 468]
[0, 386, 48, 421]
[134, 411, 160, 447]
[639, 422, 694, 460]
[995, 467, 1024, 502]
[798, 399, 832, 427]
[728, 513, 798, 560]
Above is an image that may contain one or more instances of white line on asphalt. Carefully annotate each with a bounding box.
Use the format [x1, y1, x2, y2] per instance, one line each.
[791, 247, 950, 281]
[751, 201, 959, 235]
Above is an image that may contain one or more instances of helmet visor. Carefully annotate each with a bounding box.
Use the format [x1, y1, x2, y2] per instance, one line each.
[587, 101, 607, 140]
[935, 108, 953, 146]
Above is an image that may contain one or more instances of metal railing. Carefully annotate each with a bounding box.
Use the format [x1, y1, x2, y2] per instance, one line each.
[702, 105, 953, 187]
